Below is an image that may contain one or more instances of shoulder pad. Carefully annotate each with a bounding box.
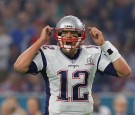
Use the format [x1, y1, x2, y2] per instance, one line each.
[40, 45, 58, 55]
[41, 45, 57, 50]
[82, 45, 101, 54]
[83, 45, 99, 49]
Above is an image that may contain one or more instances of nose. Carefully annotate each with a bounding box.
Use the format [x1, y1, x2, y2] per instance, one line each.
[67, 32, 72, 38]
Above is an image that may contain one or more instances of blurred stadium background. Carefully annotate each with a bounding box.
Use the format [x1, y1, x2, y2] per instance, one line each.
[0, 0, 135, 114]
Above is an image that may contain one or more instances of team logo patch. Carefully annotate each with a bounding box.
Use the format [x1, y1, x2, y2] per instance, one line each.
[85, 54, 94, 65]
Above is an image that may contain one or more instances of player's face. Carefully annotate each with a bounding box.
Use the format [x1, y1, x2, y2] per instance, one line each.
[61, 30, 79, 56]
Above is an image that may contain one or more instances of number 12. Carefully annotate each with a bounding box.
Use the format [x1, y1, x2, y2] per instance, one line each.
[57, 70, 89, 102]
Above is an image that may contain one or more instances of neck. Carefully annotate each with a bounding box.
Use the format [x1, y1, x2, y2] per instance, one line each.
[61, 48, 78, 57]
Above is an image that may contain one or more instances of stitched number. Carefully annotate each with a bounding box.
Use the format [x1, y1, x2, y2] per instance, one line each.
[42, 45, 54, 49]
[57, 70, 69, 101]
[57, 70, 89, 102]
[72, 71, 89, 101]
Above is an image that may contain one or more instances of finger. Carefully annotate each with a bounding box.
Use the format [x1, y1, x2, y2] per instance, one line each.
[93, 32, 98, 38]
[90, 31, 95, 38]
[46, 28, 52, 36]
[46, 26, 54, 32]
[45, 25, 53, 30]
[95, 33, 98, 38]
[50, 28, 54, 31]
[87, 27, 93, 31]
[90, 30, 98, 39]
[93, 30, 97, 35]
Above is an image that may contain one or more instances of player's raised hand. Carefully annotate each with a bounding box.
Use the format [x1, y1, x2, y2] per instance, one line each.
[40, 25, 53, 43]
[88, 27, 105, 46]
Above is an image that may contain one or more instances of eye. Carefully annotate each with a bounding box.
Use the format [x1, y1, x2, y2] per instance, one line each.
[71, 31, 79, 37]
[61, 31, 67, 37]
[73, 34, 78, 37]
[62, 31, 67, 34]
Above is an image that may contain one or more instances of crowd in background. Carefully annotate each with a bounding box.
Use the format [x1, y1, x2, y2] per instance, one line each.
[1, 96, 42, 115]
[0, 93, 132, 115]
[0, 0, 135, 93]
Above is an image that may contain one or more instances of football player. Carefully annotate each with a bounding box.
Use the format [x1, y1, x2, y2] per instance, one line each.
[14, 15, 131, 115]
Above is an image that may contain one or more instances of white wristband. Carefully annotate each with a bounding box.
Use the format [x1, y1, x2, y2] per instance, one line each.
[100, 41, 121, 62]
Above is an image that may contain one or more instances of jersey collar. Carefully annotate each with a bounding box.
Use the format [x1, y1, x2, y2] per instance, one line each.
[60, 48, 82, 60]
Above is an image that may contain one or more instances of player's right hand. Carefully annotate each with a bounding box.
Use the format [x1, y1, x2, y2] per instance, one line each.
[40, 25, 53, 43]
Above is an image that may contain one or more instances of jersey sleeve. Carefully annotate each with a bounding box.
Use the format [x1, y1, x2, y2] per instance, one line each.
[27, 49, 46, 75]
[104, 63, 119, 77]
[97, 52, 111, 72]
[97, 52, 119, 77]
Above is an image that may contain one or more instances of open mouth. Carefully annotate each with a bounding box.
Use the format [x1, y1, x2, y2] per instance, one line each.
[66, 42, 72, 45]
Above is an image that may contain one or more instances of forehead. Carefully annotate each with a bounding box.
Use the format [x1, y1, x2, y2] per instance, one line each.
[57, 28, 82, 36]
[60, 29, 80, 34]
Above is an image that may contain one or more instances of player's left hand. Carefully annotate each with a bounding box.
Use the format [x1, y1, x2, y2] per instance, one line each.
[88, 27, 105, 46]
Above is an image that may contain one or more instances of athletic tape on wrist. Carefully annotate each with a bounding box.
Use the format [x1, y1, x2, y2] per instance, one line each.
[100, 41, 121, 62]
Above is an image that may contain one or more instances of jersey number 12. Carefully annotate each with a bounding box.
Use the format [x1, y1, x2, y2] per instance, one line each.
[57, 70, 89, 102]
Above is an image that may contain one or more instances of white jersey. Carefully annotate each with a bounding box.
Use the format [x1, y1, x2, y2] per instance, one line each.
[30, 45, 111, 115]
